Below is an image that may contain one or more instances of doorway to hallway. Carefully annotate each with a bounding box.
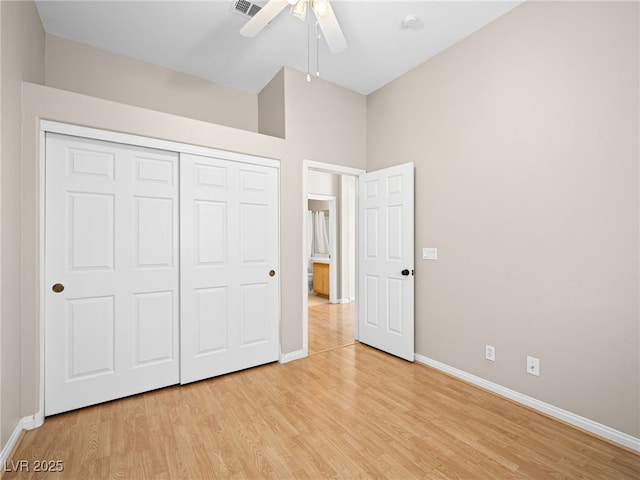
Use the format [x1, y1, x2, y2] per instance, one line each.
[303, 160, 363, 357]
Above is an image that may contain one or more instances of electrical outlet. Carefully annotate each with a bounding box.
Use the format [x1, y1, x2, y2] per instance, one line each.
[527, 356, 540, 376]
[485, 345, 495, 362]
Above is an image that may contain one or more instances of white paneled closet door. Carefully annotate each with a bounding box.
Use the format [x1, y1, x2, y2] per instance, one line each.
[179, 153, 280, 384]
[45, 133, 180, 416]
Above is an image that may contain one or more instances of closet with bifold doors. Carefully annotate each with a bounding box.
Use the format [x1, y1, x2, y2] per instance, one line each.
[44, 129, 280, 416]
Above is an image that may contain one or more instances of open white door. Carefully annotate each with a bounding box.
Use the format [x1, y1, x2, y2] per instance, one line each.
[358, 163, 414, 361]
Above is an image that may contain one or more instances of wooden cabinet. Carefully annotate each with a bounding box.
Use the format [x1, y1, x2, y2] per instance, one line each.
[313, 262, 329, 297]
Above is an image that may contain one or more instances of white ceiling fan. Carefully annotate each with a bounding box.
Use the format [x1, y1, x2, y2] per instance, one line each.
[239, 0, 348, 54]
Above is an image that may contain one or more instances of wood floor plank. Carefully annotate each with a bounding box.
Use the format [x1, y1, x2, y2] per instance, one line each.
[308, 295, 355, 356]
[4, 301, 639, 479]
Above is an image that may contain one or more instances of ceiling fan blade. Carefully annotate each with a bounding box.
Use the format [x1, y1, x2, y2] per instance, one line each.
[240, 0, 289, 38]
[316, 2, 347, 53]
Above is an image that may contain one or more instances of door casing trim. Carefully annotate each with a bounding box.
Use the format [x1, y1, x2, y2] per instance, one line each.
[302, 159, 364, 358]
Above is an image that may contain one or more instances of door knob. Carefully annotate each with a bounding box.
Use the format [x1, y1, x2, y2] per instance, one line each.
[52, 283, 65, 293]
[269, 270, 276, 277]
[401, 269, 410, 276]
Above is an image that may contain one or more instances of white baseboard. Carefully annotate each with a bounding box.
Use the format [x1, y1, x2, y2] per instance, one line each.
[415, 354, 640, 453]
[0, 414, 36, 467]
[279, 349, 306, 364]
[22, 411, 44, 431]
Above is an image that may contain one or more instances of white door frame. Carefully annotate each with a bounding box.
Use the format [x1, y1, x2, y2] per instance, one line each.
[302, 160, 364, 357]
[307, 193, 337, 303]
[38, 120, 280, 423]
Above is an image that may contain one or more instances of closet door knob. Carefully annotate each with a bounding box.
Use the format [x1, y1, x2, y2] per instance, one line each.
[401, 269, 410, 276]
[269, 270, 276, 277]
[52, 283, 65, 293]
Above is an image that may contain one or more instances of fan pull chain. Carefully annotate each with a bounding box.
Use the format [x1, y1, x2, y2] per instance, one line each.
[306, 8, 311, 82]
[316, 21, 321, 77]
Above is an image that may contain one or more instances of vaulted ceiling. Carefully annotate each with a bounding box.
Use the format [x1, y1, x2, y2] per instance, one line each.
[35, 0, 524, 95]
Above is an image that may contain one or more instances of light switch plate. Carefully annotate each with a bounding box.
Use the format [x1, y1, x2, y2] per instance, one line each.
[422, 248, 437, 260]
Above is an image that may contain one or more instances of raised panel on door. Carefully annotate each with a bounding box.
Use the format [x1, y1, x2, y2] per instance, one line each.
[68, 192, 115, 271]
[66, 295, 115, 379]
[134, 197, 174, 268]
[194, 200, 227, 265]
[240, 283, 269, 346]
[45, 133, 179, 416]
[133, 291, 175, 366]
[195, 287, 229, 355]
[358, 163, 415, 362]
[240, 203, 268, 263]
[180, 153, 279, 384]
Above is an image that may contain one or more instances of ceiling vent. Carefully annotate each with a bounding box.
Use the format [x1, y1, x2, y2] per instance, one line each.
[230, 0, 264, 19]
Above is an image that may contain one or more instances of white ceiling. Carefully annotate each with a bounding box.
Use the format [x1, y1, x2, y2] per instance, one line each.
[35, 0, 524, 95]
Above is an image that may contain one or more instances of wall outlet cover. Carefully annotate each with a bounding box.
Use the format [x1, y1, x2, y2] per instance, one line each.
[485, 345, 495, 362]
[527, 356, 540, 376]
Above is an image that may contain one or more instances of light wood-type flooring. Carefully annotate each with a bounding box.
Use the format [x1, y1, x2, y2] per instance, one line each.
[5, 299, 639, 479]
[307, 293, 354, 356]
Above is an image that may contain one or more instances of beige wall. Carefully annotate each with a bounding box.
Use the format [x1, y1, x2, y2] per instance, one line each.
[308, 170, 339, 196]
[367, 1, 639, 437]
[284, 67, 367, 168]
[258, 68, 286, 139]
[45, 35, 259, 132]
[0, 0, 45, 448]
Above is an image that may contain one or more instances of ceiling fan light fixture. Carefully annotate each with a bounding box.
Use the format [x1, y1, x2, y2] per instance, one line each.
[290, 0, 308, 21]
[311, 0, 330, 18]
